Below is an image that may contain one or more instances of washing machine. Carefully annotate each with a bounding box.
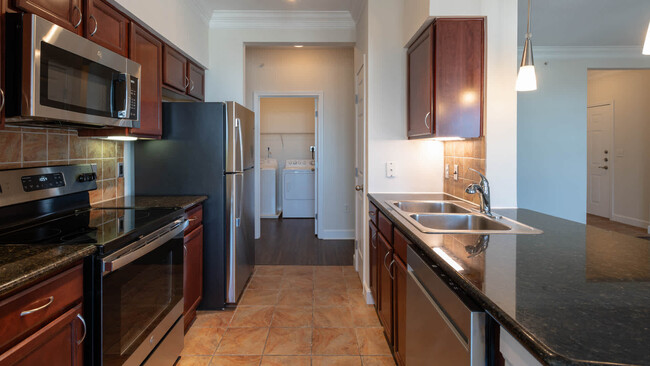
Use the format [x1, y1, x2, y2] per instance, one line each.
[261, 158, 280, 218]
[282, 159, 315, 218]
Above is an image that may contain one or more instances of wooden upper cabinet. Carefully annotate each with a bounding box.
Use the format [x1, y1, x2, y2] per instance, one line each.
[407, 18, 485, 139]
[15, 0, 83, 34]
[187, 62, 205, 101]
[84, 0, 128, 57]
[129, 22, 162, 137]
[407, 24, 434, 138]
[163, 45, 188, 93]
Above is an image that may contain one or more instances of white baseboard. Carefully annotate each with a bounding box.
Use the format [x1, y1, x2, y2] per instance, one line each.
[363, 282, 375, 305]
[355, 247, 363, 272]
[611, 214, 650, 229]
[319, 229, 355, 240]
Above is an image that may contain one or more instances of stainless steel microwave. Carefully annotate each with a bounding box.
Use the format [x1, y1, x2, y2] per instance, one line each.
[4, 13, 141, 129]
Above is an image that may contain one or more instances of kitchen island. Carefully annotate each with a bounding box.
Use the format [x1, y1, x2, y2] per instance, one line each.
[369, 193, 650, 366]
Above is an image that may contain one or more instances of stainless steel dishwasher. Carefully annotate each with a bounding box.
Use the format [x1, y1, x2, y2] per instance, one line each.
[406, 245, 486, 365]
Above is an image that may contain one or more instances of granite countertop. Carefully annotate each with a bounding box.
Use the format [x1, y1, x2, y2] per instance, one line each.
[93, 195, 208, 210]
[0, 244, 96, 298]
[369, 193, 650, 366]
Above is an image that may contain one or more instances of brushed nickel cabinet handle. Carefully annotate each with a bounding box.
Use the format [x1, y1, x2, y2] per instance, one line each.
[89, 15, 98, 36]
[184, 76, 190, 89]
[190, 79, 195, 92]
[383, 251, 391, 271]
[73, 6, 82, 29]
[20, 296, 54, 316]
[388, 260, 395, 280]
[424, 112, 431, 130]
[76, 314, 86, 345]
[371, 232, 377, 249]
[0, 88, 5, 112]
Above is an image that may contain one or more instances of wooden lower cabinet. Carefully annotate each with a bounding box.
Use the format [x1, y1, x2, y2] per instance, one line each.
[393, 256, 407, 366]
[183, 204, 204, 331]
[369, 222, 378, 306]
[377, 233, 393, 341]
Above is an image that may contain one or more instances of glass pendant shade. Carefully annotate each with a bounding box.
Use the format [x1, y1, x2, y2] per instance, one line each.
[516, 38, 537, 91]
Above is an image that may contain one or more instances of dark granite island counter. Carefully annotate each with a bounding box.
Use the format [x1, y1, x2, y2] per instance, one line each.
[368, 193, 650, 366]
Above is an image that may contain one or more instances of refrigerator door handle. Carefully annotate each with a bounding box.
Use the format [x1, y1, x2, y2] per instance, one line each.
[235, 118, 244, 227]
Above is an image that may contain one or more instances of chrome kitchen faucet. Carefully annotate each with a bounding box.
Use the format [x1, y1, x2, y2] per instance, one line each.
[465, 168, 496, 218]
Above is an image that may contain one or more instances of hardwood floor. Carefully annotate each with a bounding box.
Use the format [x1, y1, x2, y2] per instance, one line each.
[587, 214, 649, 238]
[255, 218, 354, 265]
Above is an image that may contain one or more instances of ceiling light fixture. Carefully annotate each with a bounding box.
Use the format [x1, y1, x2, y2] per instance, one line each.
[516, 0, 537, 91]
[642, 23, 650, 56]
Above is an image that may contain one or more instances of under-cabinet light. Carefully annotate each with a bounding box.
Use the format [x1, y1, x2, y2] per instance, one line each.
[643, 21, 650, 55]
[433, 247, 464, 271]
[432, 137, 465, 141]
[103, 136, 138, 141]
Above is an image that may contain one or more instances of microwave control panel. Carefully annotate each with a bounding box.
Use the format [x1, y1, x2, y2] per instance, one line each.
[129, 76, 139, 120]
[22, 173, 65, 192]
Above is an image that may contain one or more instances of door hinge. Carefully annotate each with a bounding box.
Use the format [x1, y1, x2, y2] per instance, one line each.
[355, 94, 359, 104]
[315, 213, 318, 219]
[315, 111, 318, 118]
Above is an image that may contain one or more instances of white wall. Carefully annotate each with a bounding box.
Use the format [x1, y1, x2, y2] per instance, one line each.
[366, 0, 445, 195]
[587, 70, 650, 228]
[108, 0, 209, 66]
[518, 49, 650, 223]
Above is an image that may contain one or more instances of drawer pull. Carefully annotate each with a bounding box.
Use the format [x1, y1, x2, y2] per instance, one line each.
[388, 260, 396, 280]
[76, 314, 87, 345]
[188, 217, 198, 222]
[20, 296, 54, 316]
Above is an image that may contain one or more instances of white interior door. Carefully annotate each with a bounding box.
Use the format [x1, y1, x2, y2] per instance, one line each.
[587, 104, 613, 218]
[354, 62, 366, 272]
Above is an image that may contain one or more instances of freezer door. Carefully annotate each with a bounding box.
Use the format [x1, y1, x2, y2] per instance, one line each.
[225, 102, 255, 173]
[226, 170, 255, 303]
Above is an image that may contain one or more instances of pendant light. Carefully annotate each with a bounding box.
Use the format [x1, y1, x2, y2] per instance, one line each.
[643, 20, 650, 55]
[516, 0, 537, 91]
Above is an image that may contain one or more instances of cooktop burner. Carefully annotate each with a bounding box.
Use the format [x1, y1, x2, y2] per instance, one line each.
[0, 207, 184, 255]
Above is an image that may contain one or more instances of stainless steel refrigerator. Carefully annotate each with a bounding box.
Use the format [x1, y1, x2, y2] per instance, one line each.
[134, 101, 255, 309]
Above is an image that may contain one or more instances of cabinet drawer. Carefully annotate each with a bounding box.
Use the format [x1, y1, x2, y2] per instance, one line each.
[393, 228, 410, 263]
[0, 264, 83, 352]
[369, 203, 378, 226]
[185, 205, 203, 234]
[378, 211, 393, 244]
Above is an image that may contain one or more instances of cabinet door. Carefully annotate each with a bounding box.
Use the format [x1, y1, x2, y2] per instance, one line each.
[393, 257, 407, 366]
[187, 62, 205, 101]
[163, 45, 187, 93]
[1, 5, 4, 130]
[369, 222, 378, 307]
[15, 0, 83, 34]
[377, 233, 393, 342]
[84, 0, 128, 57]
[183, 225, 203, 330]
[129, 23, 162, 137]
[407, 24, 433, 139]
[0, 304, 84, 366]
[434, 18, 484, 138]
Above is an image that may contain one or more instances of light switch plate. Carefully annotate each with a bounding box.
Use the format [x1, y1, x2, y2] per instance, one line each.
[445, 164, 450, 179]
[453, 164, 459, 181]
[386, 162, 395, 178]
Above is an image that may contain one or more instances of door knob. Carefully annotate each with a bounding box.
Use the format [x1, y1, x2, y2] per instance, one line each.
[598, 166, 608, 170]
[355, 185, 363, 191]
[604, 150, 608, 154]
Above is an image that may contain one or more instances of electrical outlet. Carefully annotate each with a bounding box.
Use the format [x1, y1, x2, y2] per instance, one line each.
[445, 164, 450, 179]
[386, 162, 395, 178]
[117, 162, 125, 178]
[453, 164, 459, 181]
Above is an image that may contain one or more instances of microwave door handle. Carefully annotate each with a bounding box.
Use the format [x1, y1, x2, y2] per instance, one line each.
[113, 74, 130, 118]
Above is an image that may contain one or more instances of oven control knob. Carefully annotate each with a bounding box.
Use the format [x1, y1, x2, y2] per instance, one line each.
[78, 175, 86, 182]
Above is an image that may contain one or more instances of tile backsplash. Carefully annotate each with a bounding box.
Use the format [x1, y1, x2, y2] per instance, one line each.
[443, 138, 486, 205]
[0, 126, 125, 204]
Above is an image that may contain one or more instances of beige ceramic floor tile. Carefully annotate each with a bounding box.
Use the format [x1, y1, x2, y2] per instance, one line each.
[361, 356, 397, 366]
[177, 356, 212, 366]
[261, 356, 311, 366]
[283, 266, 315, 276]
[209, 356, 262, 366]
[230, 306, 275, 327]
[247, 276, 284, 290]
[347, 290, 369, 307]
[350, 306, 381, 327]
[255, 266, 285, 276]
[314, 289, 349, 306]
[313, 306, 354, 328]
[312, 328, 359, 355]
[277, 289, 314, 306]
[271, 306, 313, 327]
[314, 266, 344, 275]
[263, 327, 312, 355]
[193, 310, 235, 328]
[312, 356, 363, 366]
[215, 327, 269, 355]
[239, 289, 280, 306]
[182, 327, 226, 356]
[280, 276, 314, 290]
[314, 277, 347, 291]
[355, 328, 391, 355]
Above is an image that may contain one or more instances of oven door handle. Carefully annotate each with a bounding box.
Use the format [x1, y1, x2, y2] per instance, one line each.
[102, 219, 188, 275]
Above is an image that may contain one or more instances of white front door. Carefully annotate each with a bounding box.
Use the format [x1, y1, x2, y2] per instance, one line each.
[587, 104, 613, 218]
[354, 61, 367, 272]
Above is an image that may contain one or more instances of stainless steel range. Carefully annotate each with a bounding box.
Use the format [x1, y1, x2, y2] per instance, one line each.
[0, 165, 187, 366]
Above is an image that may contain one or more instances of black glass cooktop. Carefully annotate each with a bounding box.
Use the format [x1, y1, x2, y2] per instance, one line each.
[0, 207, 184, 255]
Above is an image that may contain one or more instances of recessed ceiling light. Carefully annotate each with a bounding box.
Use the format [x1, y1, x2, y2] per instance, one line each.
[294, 45, 304, 48]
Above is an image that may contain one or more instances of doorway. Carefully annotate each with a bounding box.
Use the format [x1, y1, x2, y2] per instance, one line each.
[586, 103, 613, 218]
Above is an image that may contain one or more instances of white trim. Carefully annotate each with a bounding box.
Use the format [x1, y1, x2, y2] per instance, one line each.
[519, 46, 647, 59]
[611, 214, 650, 229]
[253, 92, 325, 239]
[320, 229, 355, 240]
[210, 10, 355, 30]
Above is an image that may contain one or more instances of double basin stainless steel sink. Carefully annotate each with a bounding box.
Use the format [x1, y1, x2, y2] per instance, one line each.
[387, 200, 542, 235]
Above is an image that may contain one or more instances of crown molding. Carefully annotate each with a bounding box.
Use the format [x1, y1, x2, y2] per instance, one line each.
[209, 10, 356, 30]
[519, 46, 648, 59]
[187, 0, 211, 26]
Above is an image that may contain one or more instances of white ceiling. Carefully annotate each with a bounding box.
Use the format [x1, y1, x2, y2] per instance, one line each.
[518, 0, 650, 46]
[200, 0, 366, 21]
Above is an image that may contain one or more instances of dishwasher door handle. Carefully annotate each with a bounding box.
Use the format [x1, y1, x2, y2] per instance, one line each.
[408, 269, 470, 351]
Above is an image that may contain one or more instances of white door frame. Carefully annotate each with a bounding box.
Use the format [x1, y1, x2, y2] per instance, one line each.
[587, 101, 615, 219]
[253, 91, 325, 239]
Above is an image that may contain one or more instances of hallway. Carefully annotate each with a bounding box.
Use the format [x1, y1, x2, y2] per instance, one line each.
[179, 265, 395, 366]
